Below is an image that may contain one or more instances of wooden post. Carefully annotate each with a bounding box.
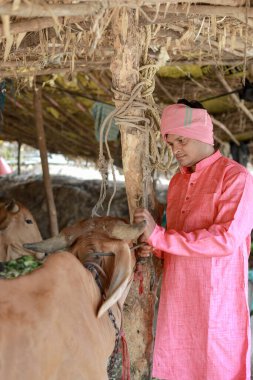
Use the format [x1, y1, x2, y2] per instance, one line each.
[110, 8, 159, 379]
[33, 84, 58, 236]
[17, 141, 21, 175]
[110, 8, 151, 221]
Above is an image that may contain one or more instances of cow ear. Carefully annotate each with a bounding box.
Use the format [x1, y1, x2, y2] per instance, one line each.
[97, 241, 132, 318]
[5, 199, 19, 213]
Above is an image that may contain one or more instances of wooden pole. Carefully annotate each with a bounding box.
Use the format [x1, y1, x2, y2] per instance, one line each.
[110, 8, 158, 379]
[33, 84, 59, 236]
[216, 71, 253, 124]
[141, 3, 252, 20]
[110, 8, 145, 222]
[17, 141, 21, 175]
[0, 3, 100, 17]
[0, 1, 249, 18]
[211, 116, 240, 145]
[0, 16, 85, 37]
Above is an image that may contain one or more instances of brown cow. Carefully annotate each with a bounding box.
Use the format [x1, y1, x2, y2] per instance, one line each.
[0, 213, 146, 380]
[0, 199, 43, 261]
[25, 216, 146, 317]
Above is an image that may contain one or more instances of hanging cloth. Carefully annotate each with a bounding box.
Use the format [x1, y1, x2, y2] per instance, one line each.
[91, 102, 119, 142]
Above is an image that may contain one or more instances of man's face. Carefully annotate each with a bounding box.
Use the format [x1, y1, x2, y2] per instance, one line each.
[165, 134, 209, 168]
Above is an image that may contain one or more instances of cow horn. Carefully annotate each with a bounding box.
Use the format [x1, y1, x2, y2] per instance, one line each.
[5, 199, 19, 213]
[23, 234, 69, 253]
[97, 220, 146, 318]
[109, 220, 146, 241]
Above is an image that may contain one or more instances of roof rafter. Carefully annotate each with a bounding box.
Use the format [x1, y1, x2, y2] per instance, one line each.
[0, 2, 251, 19]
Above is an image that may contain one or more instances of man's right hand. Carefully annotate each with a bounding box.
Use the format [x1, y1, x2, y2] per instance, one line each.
[136, 235, 153, 258]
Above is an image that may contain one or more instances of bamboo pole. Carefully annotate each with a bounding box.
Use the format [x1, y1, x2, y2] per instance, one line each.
[33, 84, 59, 236]
[216, 71, 253, 123]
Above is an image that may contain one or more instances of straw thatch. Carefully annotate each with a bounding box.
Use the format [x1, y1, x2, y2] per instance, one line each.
[0, 0, 253, 165]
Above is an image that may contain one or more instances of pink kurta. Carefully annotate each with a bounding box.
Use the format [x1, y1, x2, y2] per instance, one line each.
[148, 150, 253, 380]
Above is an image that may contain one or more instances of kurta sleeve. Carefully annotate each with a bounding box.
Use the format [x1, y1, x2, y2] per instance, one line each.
[148, 170, 253, 258]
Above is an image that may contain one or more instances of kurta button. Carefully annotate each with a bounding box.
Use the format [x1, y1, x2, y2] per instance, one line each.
[182, 210, 185, 214]
[186, 197, 189, 200]
[190, 183, 194, 186]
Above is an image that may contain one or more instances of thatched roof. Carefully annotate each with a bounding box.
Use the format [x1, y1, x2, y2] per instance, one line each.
[1, 0, 253, 164]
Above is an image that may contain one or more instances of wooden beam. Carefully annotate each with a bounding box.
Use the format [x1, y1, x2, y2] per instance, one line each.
[0, 2, 251, 19]
[155, 76, 176, 103]
[0, 16, 85, 37]
[211, 116, 240, 145]
[234, 130, 253, 140]
[0, 62, 110, 79]
[33, 85, 59, 237]
[47, 0, 246, 5]
[216, 71, 253, 124]
[0, 3, 100, 17]
[141, 4, 253, 24]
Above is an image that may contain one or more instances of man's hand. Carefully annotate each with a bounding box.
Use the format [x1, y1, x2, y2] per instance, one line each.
[134, 208, 157, 239]
[133, 208, 157, 258]
[135, 235, 153, 258]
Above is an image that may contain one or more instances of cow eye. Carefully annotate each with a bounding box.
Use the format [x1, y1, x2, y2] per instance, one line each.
[25, 219, 33, 224]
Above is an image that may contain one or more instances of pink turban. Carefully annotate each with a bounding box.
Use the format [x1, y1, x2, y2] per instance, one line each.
[161, 104, 214, 145]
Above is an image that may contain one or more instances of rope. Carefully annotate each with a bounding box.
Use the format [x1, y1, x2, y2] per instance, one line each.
[92, 25, 172, 217]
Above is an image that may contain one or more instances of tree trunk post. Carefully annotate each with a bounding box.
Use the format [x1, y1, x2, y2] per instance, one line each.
[110, 8, 159, 379]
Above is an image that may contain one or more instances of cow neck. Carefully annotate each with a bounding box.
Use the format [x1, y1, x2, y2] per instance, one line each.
[84, 259, 131, 380]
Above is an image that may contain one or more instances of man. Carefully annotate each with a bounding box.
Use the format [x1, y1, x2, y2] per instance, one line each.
[134, 100, 253, 380]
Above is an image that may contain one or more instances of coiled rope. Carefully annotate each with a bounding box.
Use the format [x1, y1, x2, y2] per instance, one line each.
[92, 26, 172, 217]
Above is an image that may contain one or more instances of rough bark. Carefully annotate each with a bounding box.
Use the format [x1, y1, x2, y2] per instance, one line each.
[110, 7, 163, 379]
[110, 8, 145, 222]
